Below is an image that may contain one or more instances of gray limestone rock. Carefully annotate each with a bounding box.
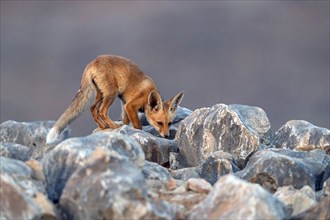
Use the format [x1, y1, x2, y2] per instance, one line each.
[170, 151, 240, 184]
[176, 104, 271, 168]
[186, 178, 212, 194]
[170, 167, 200, 181]
[236, 149, 330, 191]
[0, 142, 30, 161]
[0, 120, 70, 160]
[274, 185, 317, 216]
[143, 160, 170, 182]
[188, 175, 289, 220]
[289, 197, 330, 220]
[197, 151, 240, 185]
[60, 148, 184, 220]
[0, 157, 45, 193]
[0, 157, 57, 220]
[169, 152, 190, 170]
[115, 125, 177, 165]
[272, 120, 330, 152]
[323, 177, 330, 197]
[42, 131, 144, 202]
[3, 106, 330, 220]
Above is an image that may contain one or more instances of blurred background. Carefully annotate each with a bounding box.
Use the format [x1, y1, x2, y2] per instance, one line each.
[1, 1, 329, 137]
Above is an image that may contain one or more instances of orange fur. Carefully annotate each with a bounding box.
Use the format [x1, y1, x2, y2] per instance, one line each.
[46, 55, 184, 144]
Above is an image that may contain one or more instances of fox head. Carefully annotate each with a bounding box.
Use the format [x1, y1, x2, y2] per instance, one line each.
[145, 91, 184, 138]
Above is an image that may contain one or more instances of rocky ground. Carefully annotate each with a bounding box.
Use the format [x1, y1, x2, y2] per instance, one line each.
[0, 104, 329, 220]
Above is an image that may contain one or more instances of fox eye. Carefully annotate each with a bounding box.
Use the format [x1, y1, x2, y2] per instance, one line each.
[168, 122, 172, 126]
[157, 121, 163, 126]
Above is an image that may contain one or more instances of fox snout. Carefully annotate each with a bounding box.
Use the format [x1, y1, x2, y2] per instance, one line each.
[153, 123, 170, 139]
[159, 130, 170, 139]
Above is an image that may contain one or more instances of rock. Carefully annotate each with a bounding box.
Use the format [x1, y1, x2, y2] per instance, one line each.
[272, 120, 330, 152]
[115, 125, 177, 165]
[197, 151, 240, 185]
[42, 131, 144, 202]
[25, 159, 46, 182]
[170, 151, 240, 185]
[186, 178, 212, 194]
[143, 161, 170, 182]
[60, 146, 184, 220]
[142, 161, 172, 191]
[323, 177, 330, 197]
[0, 157, 57, 220]
[158, 178, 207, 216]
[236, 149, 330, 191]
[0, 174, 50, 220]
[0, 142, 30, 161]
[166, 178, 177, 191]
[169, 152, 190, 170]
[3, 107, 330, 219]
[176, 104, 271, 168]
[188, 175, 289, 220]
[0, 120, 70, 160]
[170, 167, 200, 181]
[160, 192, 207, 216]
[289, 197, 330, 220]
[274, 185, 317, 216]
[0, 157, 45, 193]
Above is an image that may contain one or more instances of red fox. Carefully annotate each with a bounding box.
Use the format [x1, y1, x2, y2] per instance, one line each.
[46, 55, 184, 144]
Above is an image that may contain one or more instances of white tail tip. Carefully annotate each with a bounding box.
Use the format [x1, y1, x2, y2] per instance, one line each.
[46, 127, 60, 145]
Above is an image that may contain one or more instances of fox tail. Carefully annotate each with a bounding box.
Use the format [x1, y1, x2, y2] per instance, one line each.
[46, 74, 94, 144]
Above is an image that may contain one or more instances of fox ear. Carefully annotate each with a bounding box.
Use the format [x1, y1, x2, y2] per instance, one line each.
[148, 90, 162, 111]
[169, 91, 184, 112]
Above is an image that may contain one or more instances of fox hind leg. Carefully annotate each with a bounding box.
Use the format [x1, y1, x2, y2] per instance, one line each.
[98, 92, 120, 129]
[90, 91, 107, 129]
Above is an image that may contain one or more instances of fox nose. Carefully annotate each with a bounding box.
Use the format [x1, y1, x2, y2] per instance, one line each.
[164, 134, 169, 138]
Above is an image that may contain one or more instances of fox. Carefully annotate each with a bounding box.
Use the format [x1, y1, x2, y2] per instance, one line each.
[46, 55, 184, 144]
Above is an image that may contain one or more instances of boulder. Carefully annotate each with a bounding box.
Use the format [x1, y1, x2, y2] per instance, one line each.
[170, 167, 200, 181]
[115, 125, 177, 165]
[158, 178, 208, 216]
[176, 104, 271, 168]
[169, 152, 190, 170]
[186, 178, 212, 194]
[60, 147, 184, 220]
[142, 161, 173, 191]
[236, 149, 330, 191]
[188, 175, 289, 219]
[197, 150, 240, 185]
[0, 120, 70, 160]
[0, 157, 57, 220]
[169, 151, 240, 185]
[272, 120, 330, 152]
[143, 161, 170, 182]
[274, 185, 317, 216]
[289, 197, 330, 220]
[0, 157, 45, 192]
[4, 107, 330, 219]
[323, 177, 330, 197]
[42, 131, 144, 202]
[0, 142, 30, 161]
